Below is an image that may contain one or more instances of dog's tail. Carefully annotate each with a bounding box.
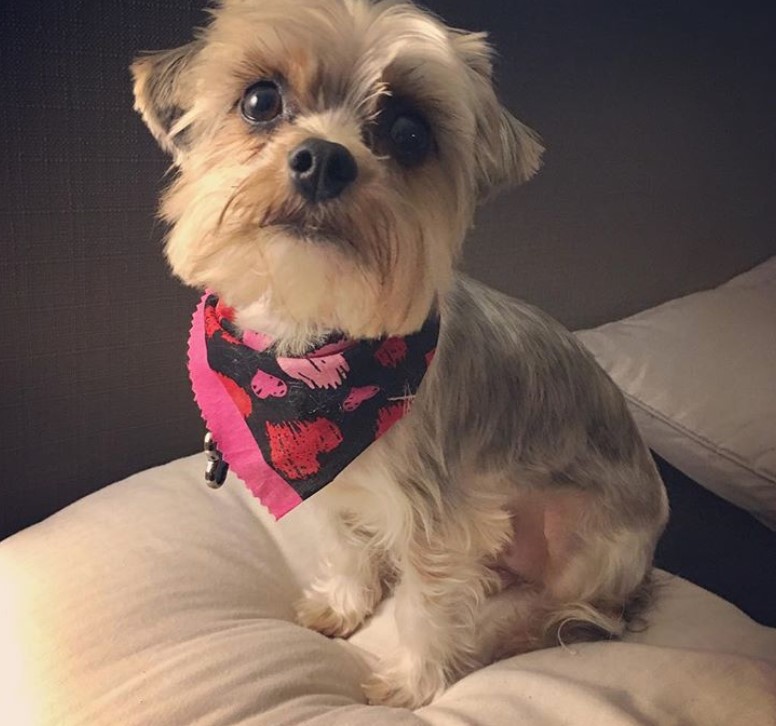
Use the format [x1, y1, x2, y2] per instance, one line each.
[541, 570, 661, 648]
[480, 571, 661, 666]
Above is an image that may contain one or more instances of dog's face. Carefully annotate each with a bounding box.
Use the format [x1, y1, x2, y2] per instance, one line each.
[132, 0, 542, 342]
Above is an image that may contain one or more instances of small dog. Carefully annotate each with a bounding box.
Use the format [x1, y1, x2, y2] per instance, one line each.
[133, 0, 668, 708]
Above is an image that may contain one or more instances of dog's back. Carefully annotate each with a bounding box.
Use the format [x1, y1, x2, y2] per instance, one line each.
[388, 274, 668, 639]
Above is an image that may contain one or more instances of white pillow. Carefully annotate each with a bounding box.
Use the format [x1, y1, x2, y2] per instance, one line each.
[576, 256, 776, 529]
[2, 455, 775, 726]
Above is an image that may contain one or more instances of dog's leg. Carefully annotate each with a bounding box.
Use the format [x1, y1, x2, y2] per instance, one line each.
[295, 512, 385, 638]
[362, 509, 510, 709]
[470, 583, 549, 663]
[363, 553, 499, 707]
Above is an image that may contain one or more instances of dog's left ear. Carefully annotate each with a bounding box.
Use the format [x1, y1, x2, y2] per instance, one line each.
[131, 41, 202, 160]
[451, 31, 545, 198]
[477, 109, 544, 194]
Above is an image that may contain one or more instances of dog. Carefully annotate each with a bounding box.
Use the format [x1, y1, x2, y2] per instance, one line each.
[132, 0, 668, 708]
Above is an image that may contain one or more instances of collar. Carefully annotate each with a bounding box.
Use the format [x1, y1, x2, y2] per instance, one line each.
[188, 293, 440, 518]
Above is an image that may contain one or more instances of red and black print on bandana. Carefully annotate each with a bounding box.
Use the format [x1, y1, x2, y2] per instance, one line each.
[192, 294, 439, 510]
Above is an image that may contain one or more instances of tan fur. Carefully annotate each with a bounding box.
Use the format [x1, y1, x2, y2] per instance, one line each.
[131, 0, 667, 710]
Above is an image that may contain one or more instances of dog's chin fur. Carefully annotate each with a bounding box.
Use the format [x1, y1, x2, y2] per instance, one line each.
[132, 0, 668, 710]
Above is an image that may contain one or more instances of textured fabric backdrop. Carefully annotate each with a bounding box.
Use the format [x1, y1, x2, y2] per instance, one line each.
[1, 0, 775, 538]
[0, 1, 207, 539]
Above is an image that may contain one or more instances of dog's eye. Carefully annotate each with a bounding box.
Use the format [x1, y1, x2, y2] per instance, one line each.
[241, 81, 283, 124]
[388, 114, 432, 167]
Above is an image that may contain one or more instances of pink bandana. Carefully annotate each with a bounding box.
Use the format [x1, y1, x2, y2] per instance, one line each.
[188, 293, 439, 518]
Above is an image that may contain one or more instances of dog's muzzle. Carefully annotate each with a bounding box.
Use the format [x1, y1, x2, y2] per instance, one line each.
[288, 138, 358, 204]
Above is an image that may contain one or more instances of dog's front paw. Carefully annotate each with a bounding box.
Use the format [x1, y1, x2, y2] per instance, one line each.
[295, 592, 363, 638]
[295, 575, 380, 638]
[363, 655, 447, 709]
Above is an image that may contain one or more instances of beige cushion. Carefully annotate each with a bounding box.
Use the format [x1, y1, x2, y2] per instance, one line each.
[1, 456, 775, 725]
[577, 256, 776, 528]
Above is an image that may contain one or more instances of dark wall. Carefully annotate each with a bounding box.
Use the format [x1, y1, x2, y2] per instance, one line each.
[0, 2, 208, 539]
[426, 0, 776, 326]
[1, 0, 774, 539]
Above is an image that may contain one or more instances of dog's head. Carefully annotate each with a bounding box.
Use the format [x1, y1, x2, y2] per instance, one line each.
[132, 0, 542, 344]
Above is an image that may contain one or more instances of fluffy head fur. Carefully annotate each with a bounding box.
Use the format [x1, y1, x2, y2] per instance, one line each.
[132, 0, 543, 348]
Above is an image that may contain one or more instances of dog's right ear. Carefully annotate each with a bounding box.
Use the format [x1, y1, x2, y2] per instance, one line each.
[449, 31, 544, 199]
[131, 42, 202, 160]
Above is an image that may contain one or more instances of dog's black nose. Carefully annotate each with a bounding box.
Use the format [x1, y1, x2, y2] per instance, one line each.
[288, 138, 358, 203]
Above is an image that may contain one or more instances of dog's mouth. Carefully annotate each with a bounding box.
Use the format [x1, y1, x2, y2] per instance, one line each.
[275, 223, 339, 245]
[270, 216, 351, 249]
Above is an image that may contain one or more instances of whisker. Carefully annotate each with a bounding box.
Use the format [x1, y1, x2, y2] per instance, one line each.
[217, 175, 252, 230]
